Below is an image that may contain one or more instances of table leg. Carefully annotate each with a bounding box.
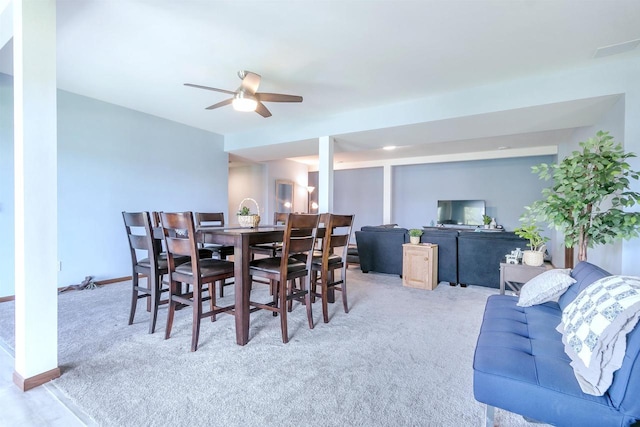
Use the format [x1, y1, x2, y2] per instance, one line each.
[234, 235, 251, 345]
[499, 266, 505, 295]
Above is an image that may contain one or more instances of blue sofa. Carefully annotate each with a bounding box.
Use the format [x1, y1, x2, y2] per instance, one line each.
[473, 261, 640, 426]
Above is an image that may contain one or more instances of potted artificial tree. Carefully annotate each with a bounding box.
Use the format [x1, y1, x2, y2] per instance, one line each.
[482, 214, 492, 229]
[523, 131, 640, 266]
[514, 224, 549, 266]
[408, 228, 423, 244]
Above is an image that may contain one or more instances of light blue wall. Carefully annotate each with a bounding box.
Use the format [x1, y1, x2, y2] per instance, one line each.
[334, 168, 384, 232]
[310, 167, 385, 232]
[0, 74, 15, 297]
[0, 73, 228, 294]
[392, 156, 555, 232]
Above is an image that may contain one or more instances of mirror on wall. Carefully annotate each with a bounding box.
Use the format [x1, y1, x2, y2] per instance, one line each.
[275, 180, 294, 214]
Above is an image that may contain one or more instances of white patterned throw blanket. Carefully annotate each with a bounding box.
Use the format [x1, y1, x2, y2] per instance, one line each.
[557, 275, 640, 396]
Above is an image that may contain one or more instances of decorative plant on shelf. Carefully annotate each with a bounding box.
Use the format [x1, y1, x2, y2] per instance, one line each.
[482, 214, 492, 226]
[514, 223, 549, 266]
[408, 228, 423, 244]
[514, 224, 548, 252]
[523, 130, 640, 263]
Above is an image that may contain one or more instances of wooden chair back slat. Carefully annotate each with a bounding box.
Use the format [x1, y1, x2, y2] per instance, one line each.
[195, 212, 225, 227]
[160, 212, 200, 270]
[128, 234, 150, 251]
[322, 214, 355, 262]
[274, 212, 287, 225]
[122, 211, 159, 266]
[280, 214, 320, 259]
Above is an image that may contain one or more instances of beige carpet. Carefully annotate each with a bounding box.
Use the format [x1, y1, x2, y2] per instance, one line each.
[0, 269, 546, 427]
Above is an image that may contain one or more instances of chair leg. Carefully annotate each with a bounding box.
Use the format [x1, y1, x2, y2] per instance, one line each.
[305, 275, 314, 329]
[279, 280, 288, 344]
[129, 272, 139, 326]
[191, 284, 202, 352]
[219, 279, 225, 298]
[272, 280, 279, 316]
[209, 282, 216, 322]
[341, 267, 349, 314]
[146, 275, 152, 313]
[310, 271, 318, 303]
[287, 280, 294, 312]
[165, 280, 177, 340]
[321, 271, 330, 324]
[149, 272, 161, 334]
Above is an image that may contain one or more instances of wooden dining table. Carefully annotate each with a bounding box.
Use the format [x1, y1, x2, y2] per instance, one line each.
[195, 225, 295, 345]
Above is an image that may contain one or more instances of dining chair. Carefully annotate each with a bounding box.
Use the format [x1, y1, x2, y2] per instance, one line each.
[249, 212, 287, 259]
[194, 212, 234, 260]
[160, 211, 235, 352]
[248, 213, 320, 343]
[194, 212, 235, 297]
[306, 214, 355, 323]
[123, 211, 180, 334]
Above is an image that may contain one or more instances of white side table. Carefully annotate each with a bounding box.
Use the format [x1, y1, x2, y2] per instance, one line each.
[499, 262, 553, 295]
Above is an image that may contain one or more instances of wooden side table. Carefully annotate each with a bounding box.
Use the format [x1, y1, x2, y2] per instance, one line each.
[402, 243, 438, 290]
[499, 262, 554, 295]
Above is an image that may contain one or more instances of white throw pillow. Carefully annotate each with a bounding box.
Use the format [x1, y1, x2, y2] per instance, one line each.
[517, 268, 575, 307]
[557, 275, 640, 395]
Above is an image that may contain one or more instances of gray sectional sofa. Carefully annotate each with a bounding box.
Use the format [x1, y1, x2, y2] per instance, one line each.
[355, 225, 527, 288]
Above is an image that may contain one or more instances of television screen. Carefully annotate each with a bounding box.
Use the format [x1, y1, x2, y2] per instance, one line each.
[437, 200, 485, 226]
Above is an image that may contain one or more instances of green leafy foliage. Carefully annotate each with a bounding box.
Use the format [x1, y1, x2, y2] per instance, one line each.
[237, 206, 252, 216]
[522, 131, 640, 261]
[482, 214, 492, 225]
[408, 228, 424, 237]
[514, 224, 548, 251]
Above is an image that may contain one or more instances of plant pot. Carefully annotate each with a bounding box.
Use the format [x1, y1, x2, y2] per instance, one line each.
[409, 236, 420, 244]
[522, 250, 544, 266]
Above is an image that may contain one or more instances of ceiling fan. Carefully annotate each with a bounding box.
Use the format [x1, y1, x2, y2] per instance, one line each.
[184, 70, 303, 118]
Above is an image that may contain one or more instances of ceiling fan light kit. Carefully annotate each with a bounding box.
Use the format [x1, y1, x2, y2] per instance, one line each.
[185, 70, 303, 118]
[232, 92, 258, 112]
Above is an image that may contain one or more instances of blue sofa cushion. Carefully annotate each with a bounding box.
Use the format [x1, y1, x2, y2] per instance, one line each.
[558, 261, 611, 311]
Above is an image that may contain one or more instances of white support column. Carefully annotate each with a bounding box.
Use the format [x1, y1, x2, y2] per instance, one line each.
[318, 136, 334, 213]
[13, 0, 60, 390]
[383, 164, 392, 224]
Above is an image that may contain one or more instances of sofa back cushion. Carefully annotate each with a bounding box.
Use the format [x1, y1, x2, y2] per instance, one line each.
[559, 261, 611, 311]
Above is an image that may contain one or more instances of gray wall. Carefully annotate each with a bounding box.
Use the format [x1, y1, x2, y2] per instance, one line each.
[1, 73, 228, 294]
[392, 156, 555, 231]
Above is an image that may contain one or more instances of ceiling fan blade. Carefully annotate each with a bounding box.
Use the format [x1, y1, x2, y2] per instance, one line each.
[184, 83, 236, 95]
[205, 98, 233, 110]
[256, 93, 303, 103]
[239, 71, 261, 94]
[255, 102, 272, 118]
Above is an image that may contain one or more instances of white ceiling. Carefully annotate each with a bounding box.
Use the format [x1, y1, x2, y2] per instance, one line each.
[1, 0, 640, 164]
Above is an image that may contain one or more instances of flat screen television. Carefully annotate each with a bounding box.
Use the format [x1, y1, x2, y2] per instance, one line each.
[437, 199, 486, 227]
